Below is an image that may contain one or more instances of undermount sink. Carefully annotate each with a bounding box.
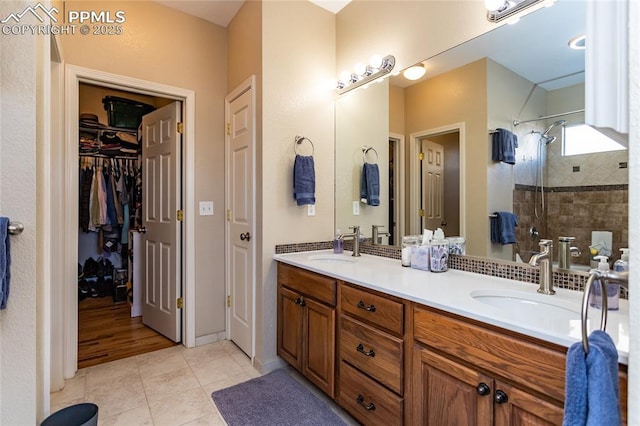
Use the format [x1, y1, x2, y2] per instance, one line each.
[307, 254, 357, 263]
[470, 289, 581, 323]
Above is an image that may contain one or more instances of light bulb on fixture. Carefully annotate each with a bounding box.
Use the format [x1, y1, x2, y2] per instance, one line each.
[403, 63, 426, 81]
[354, 63, 367, 76]
[484, 0, 507, 12]
[369, 54, 383, 69]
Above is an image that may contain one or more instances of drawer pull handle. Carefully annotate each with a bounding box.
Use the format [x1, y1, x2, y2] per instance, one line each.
[294, 297, 306, 307]
[494, 390, 509, 404]
[476, 382, 491, 396]
[356, 343, 376, 357]
[357, 300, 376, 312]
[356, 394, 376, 411]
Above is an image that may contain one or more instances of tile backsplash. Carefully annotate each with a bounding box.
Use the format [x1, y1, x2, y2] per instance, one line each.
[274, 241, 628, 300]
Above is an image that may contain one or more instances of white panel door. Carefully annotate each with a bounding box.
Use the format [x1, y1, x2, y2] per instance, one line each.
[226, 83, 254, 357]
[422, 140, 445, 231]
[141, 102, 182, 342]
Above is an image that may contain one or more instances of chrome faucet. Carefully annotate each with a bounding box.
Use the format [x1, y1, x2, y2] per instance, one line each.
[339, 226, 361, 257]
[372, 225, 390, 245]
[558, 236, 581, 269]
[529, 239, 555, 295]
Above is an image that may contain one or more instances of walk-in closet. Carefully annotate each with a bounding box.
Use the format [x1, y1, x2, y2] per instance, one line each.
[77, 83, 177, 368]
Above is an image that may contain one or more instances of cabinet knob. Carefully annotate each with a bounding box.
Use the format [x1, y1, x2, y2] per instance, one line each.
[494, 390, 509, 404]
[356, 394, 376, 411]
[356, 343, 376, 358]
[294, 297, 306, 307]
[476, 382, 491, 396]
[357, 300, 376, 312]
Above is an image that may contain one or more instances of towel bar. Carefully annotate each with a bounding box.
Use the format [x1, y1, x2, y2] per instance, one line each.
[7, 221, 24, 235]
[581, 272, 608, 354]
[294, 135, 314, 156]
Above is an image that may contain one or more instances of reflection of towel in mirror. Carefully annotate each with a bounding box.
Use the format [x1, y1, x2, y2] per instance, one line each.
[0, 217, 11, 310]
[360, 163, 380, 206]
[562, 330, 620, 426]
[293, 155, 315, 206]
[490, 212, 518, 244]
[491, 128, 518, 165]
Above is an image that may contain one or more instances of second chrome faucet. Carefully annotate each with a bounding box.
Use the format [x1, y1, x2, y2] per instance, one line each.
[529, 239, 555, 295]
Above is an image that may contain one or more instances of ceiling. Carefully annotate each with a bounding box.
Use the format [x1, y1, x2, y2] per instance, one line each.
[155, 0, 351, 28]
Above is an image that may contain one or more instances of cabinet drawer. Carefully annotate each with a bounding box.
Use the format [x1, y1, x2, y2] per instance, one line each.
[340, 283, 403, 335]
[277, 263, 336, 306]
[340, 315, 403, 394]
[413, 306, 566, 402]
[338, 361, 403, 426]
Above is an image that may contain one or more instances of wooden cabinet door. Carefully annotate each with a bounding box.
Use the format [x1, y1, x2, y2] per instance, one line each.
[277, 286, 303, 371]
[493, 381, 563, 426]
[413, 345, 493, 426]
[303, 297, 336, 398]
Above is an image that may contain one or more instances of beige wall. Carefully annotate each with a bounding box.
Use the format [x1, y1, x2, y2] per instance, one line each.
[404, 59, 487, 256]
[62, 1, 228, 338]
[259, 0, 335, 369]
[389, 85, 405, 136]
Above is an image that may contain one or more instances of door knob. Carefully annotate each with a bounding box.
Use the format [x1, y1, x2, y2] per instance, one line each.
[240, 232, 251, 241]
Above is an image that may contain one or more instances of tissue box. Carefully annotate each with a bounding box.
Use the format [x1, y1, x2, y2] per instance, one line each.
[410, 245, 431, 271]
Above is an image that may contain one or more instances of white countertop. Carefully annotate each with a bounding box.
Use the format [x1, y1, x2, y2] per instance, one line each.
[273, 250, 630, 365]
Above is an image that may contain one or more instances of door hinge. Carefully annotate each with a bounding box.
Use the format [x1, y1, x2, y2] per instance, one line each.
[227, 295, 231, 308]
[177, 122, 184, 134]
[177, 297, 183, 309]
[226, 209, 231, 221]
[226, 123, 231, 136]
[418, 152, 425, 161]
[177, 209, 183, 221]
[418, 209, 425, 217]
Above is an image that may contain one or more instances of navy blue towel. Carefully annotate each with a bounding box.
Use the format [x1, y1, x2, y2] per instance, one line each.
[0, 217, 11, 310]
[492, 128, 518, 165]
[293, 155, 315, 206]
[360, 163, 380, 206]
[563, 330, 620, 426]
[490, 212, 518, 245]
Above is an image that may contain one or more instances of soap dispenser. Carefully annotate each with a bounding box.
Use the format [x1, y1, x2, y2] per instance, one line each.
[589, 255, 619, 310]
[614, 248, 629, 272]
[333, 230, 343, 254]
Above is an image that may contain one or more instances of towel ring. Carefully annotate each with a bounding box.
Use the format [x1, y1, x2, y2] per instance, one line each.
[362, 146, 379, 164]
[580, 272, 609, 354]
[294, 135, 314, 156]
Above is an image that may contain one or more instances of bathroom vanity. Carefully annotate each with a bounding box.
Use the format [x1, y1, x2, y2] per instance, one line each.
[274, 251, 629, 425]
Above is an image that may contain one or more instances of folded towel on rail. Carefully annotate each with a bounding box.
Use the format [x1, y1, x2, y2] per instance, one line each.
[491, 128, 518, 165]
[563, 330, 620, 426]
[293, 155, 315, 206]
[360, 163, 380, 206]
[0, 217, 12, 310]
[490, 212, 518, 245]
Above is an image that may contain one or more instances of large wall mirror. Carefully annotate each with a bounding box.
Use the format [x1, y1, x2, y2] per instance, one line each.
[334, 0, 628, 268]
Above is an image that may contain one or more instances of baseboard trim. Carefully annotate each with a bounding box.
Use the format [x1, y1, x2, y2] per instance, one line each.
[194, 331, 226, 347]
[254, 357, 286, 374]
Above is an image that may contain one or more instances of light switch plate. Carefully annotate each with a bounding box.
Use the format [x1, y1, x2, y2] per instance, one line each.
[307, 204, 316, 216]
[199, 201, 214, 216]
[352, 201, 360, 215]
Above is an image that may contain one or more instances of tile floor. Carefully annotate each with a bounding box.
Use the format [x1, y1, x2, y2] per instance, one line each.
[50, 340, 355, 426]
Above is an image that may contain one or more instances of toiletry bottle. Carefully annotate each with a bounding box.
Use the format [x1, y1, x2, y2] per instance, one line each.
[589, 255, 619, 310]
[333, 230, 343, 254]
[614, 248, 629, 272]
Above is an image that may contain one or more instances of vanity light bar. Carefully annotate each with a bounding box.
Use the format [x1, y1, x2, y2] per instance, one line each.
[486, 0, 544, 23]
[336, 55, 396, 95]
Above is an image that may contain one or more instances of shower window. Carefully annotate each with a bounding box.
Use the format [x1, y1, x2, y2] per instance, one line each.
[562, 123, 627, 156]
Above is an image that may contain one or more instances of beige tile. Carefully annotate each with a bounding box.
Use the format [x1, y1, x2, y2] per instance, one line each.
[202, 371, 252, 394]
[85, 380, 147, 419]
[180, 412, 226, 426]
[141, 366, 200, 404]
[137, 351, 188, 379]
[190, 356, 245, 386]
[84, 358, 140, 391]
[99, 404, 154, 426]
[182, 342, 229, 367]
[48, 397, 87, 416]
[50, 373, 86, 408]
[149, 387, 215, 426]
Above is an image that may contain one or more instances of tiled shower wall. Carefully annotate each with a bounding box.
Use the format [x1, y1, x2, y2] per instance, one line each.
[513, 184, 628, 266]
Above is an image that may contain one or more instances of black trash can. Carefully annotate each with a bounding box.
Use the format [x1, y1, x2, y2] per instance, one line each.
[41, 403, 98, 426]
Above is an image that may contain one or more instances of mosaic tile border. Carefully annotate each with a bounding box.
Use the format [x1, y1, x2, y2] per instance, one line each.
[274, 242, 628, 299]
[515, 183, 628, 192]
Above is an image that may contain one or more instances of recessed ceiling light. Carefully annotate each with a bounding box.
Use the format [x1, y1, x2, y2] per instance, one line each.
[403, 64, 426, 81]
[568, 34, 586, 50]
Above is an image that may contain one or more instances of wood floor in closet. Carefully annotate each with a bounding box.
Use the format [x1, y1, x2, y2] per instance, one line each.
[78, 297, 176, 369]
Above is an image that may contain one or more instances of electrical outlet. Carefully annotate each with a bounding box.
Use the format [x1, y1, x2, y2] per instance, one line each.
[199, 201, 214, 216]
[352, 201, 360, 215]
[307, 204, 316, 216]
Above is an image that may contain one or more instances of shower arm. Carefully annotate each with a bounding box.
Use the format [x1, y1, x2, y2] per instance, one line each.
[513, 109, 584, 127]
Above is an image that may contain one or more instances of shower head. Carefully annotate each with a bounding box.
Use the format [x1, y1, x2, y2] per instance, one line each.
[542, 119, 567, 137]
[542, 135, 557, 145]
